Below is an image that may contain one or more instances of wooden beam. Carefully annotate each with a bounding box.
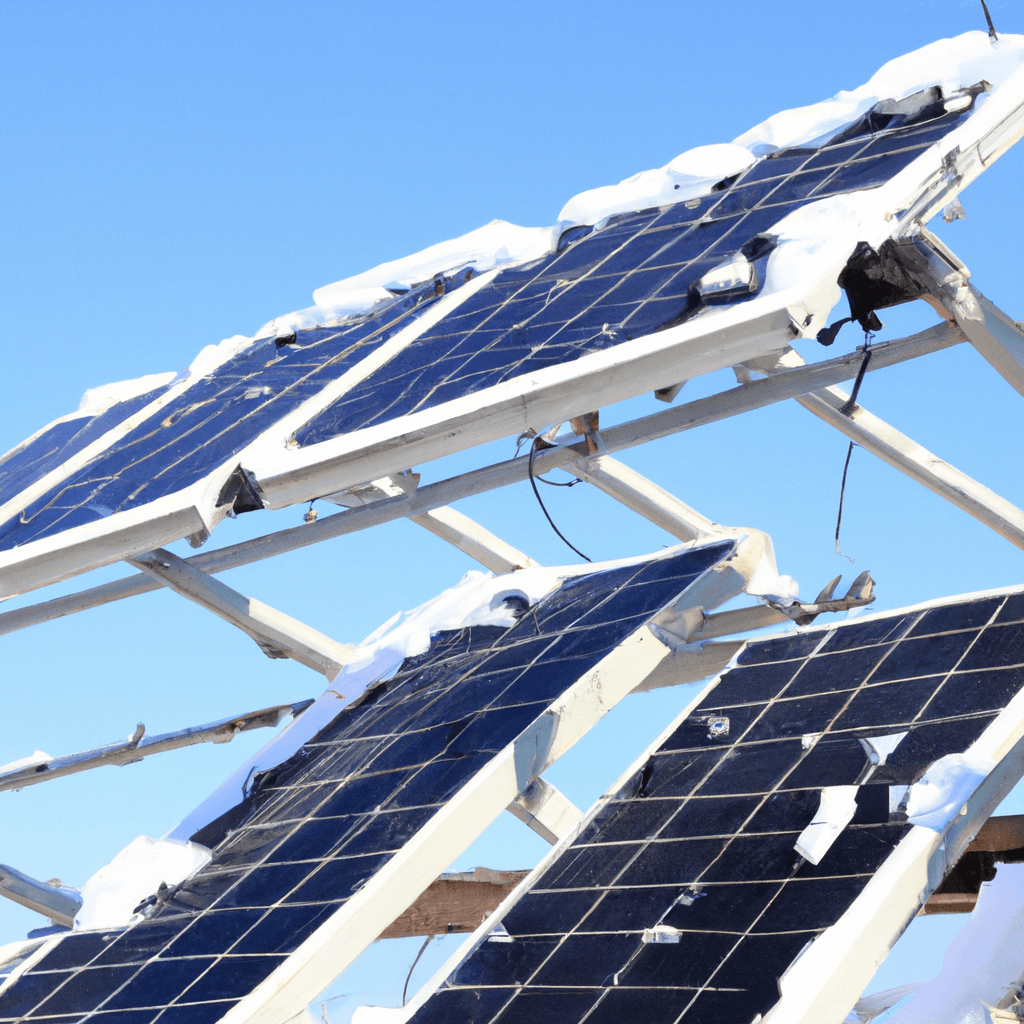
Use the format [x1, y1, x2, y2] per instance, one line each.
[377, 868, 529, 939]
[128, 549, 355, 680]
[0, 321, 962, 631]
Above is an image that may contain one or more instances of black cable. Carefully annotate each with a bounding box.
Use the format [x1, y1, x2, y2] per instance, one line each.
[402, 935, 433, 1005]
[835, 332, 874, 557]
[535, 472, 581, 487]
[835, 441, 858, 560]
[529, 437, 592, 562]
[980, 0, 998, 39]
[839, 342, 873, 417]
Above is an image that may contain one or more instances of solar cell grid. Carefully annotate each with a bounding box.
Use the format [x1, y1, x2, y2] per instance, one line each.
[0, 540, 733, 1021]
[0, 88, 981, 561]
[294, 93, 977, 448]
[0, 269, 471, 553]
[0, 385, 172, 505]
[403, 588, 1024, 1024]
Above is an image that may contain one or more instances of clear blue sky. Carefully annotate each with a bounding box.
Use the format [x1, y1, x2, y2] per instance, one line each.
[1, 0, 1022, 1017]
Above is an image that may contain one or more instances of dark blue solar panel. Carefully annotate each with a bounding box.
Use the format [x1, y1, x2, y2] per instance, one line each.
[402, 589, 1024, 1024]
[0, 272, 469, 553]
[0, 385, 170, 502]
[0, 91, 979, 559]
[0, 540, 734, 1021]
[294, 102, 972, 447]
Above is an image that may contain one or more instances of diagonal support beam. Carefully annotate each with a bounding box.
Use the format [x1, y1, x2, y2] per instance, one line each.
[330, 476, 538, 573]
[506, 777, 584, 845]
[795, 386, 1024, 549]
[0, 700, 312, 795]
[898, 228, 1024, 399]
[127, 549, 355, 679]
[570, 454, 719, 541]
[952, 286, 1024, 399]
[0, 322, 963, 636]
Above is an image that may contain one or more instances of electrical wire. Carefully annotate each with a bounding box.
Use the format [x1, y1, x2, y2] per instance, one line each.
[834, 335, 873, 559]
[528, 436, 592, 562]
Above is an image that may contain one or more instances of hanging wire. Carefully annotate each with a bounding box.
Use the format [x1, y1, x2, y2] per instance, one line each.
[835, 441, 858, 562]
[980, 0, 998, 39]
[529, 436, 592, 562]
[834, 332, 873, 560]
[402, 935, 434, 1005]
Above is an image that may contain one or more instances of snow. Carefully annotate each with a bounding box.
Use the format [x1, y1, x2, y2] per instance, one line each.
[0, 750, 52, 776]
[556, 143, 755, 227]
[50, 31, 1024, 417]
[76, 372, 178, 417]
[168, 548, 698, 843]
[239, 31, 1022, 348]
[74, 836, 210, 931]
[254, 220, 556, 341]
[794, 786, 859, 865]
[885, 863, 1024, 1024]
[735, 32, 1024, 153]
[903, 752, 995, 830]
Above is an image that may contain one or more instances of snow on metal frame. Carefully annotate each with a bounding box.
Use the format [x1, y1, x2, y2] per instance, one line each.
[0, 33, 1022, 600]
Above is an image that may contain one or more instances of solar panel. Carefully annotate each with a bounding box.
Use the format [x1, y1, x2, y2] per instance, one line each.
[0, 539, 734, 1022]
[395, 587, 1024, 1024]
[2, 56, 1022, 599]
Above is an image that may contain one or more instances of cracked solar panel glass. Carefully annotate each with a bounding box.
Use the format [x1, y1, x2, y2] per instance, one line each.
[0, 88, 981, 558]
[0, 540, 733, 1022]
[0, 271, 469, 553]
[400, 589, 1024, 1024]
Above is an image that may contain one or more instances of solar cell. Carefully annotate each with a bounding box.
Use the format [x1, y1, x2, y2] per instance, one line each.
[397, 586, 1024, 1024]
[293, 103, 977, 450]
[0, 539, 733, 1022]
[1, 73, 1014, 598]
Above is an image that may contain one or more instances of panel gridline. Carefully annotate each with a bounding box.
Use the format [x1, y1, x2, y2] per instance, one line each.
[293, 92, 975, 444]
[0, 89, 979, 554]
[0, 273, 467, 552]
[0, 540, 733, 1022]
[404, 590, 1024, 1024]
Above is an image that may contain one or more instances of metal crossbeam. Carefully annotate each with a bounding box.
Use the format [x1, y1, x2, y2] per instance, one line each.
[794, 386, 1024, 549]
[0, 701, 312, 795]
[0, 323, 962, 637]
[128, 549, 355, 678]
[570, 454, 719, 541]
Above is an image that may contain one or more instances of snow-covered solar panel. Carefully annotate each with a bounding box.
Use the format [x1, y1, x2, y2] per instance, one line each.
[0, 540, 734, 1022]
[2, 32, 1022, 599]
[397, 588, 1024, 1024]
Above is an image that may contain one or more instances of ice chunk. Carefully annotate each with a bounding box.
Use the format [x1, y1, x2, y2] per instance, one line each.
[886, 864, 1024, 1024]
[795, 786, 859, 865]
[75, 836, 211, 930]
[904, 752, 994, 830]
